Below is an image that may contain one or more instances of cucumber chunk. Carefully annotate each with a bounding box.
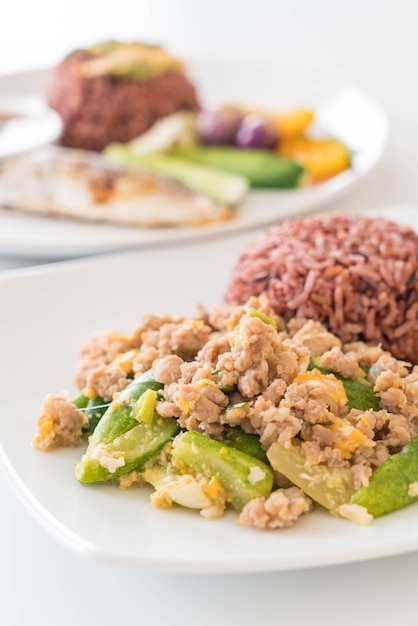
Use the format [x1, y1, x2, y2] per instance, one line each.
[222, 426, 267, 462]
[171, 146, 305, 188]
[172, 431, 274, 511]
[267, 440, 354, 511]
[91, 370, 163, 446]
[351, 436, 418, 516]
[74, 370, 175, 483]
[105, 145, 249, 207]
[75, 416, 179, 483]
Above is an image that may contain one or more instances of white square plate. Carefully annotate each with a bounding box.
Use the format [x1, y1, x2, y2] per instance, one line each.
[1, 203, 417, 574]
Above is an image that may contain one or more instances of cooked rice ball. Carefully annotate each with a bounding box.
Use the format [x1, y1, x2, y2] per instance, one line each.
[46, 41, 200, 151]
[225, 214, 418, 363]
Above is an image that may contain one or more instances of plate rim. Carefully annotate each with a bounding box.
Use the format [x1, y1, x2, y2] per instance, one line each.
[3, 448, 418, 574]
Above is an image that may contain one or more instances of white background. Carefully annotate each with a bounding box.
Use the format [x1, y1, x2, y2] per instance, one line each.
[2, 2, 418, 625]
[2, 0, 418, 215]
[2, 0, 417, 76]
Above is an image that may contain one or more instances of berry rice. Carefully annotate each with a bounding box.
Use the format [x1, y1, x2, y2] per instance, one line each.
[225, 214, 418, 362]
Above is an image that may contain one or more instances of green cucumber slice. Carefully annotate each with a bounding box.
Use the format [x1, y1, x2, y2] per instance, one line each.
[172, 431, 273, 511]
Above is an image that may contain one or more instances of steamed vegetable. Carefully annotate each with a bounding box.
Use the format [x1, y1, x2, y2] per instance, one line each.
[197, 105, 243, 145]
[279, 136, 350, 182]
[222, 426, 267, 462]
[127, 111, 198, 154]
[267, 440, 355, 511]
[75, 416, 179, 483]
[81, 396, 109, 437]
[273, 108, 314, 139]
[172, 431, 274, 511]
[235, 113, 279, 149]
[73, 393, 89, 410]
[351, 436, 418, 516]
[308, 358, 380, 412]
[73, 392, 110, 437]
[141, 458, 224, 512]
[74, 371, 179, 483]
[90, 370, 163, 446]
[172, 145, 305, 188]
[105, 144, 249, 207]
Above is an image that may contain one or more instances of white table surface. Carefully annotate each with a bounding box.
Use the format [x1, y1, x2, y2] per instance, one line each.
[2, 2, 418, 625]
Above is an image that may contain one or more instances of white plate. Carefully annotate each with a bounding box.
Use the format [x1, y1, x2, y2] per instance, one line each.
[1, 203, 418, 574]
[0, 60, 389, 259]
[0, 95, 62, 159]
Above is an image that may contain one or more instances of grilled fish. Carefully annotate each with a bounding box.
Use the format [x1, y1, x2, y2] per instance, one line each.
[0, 147, 233, 227]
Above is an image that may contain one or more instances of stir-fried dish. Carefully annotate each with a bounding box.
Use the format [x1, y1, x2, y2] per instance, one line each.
[33, 296, 418, 530]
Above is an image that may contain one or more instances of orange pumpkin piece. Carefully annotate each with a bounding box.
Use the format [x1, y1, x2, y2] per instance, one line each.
[278, 136, 350, 182]
[273, 109, 314, 139]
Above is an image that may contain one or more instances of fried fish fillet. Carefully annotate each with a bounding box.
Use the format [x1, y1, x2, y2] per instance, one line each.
[0, 147, 232, 227]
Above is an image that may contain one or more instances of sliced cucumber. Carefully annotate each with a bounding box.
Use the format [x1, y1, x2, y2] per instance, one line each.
[172, 431, 273, 511]
[267, 440, 355, 511]
[75, 416, 179, 483]
[222, 426, 267, 462]
[105, 144, 249, 207]
[91, 370, 163, 447]
[74, 370, 174, 483]
[171, 145, 305, 188]
[351, 436, 418, 516]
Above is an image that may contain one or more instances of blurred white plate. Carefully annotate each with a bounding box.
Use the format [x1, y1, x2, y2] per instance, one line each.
[0, 203, 417, 574]
[0, 95, 62, 159]
[0, 60, 389, 258]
